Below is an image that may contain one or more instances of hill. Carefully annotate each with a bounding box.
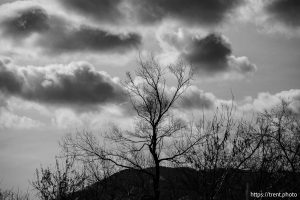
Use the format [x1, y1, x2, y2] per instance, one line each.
[69, 167, 300, 200]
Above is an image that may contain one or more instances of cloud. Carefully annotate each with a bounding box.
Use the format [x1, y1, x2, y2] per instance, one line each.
[0, 110, 43, 129]
[0, 5, 141, 54]
[37, 24, 141, 54]
[0, 6, 49, 38]
[60, 0, 123, 23]
[0, 59, 23, 94]
[177, 88, 300, 122]
[228, 56, 257, 74]
[183, 33, 232, 73]
[0, 0, 18, 6]
[265, 0, 300, 28]
[0, 58, 127, 107]
[52, 105, 134, 130]
[181, 33, 257, 76]
[59, 0, 244, 26]
[0, 92, 8, 108]
[178, 86, 216, 110]
[237, 0, 300, 36]
[0, 92, 43, 129]
[178, 88, 300, 117]
[240, 89, 300, 114]
[132, 0, 244, 26]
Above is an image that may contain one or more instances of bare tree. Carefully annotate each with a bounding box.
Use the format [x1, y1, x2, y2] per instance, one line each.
[257, 100, 300, 173]
[181, 100, 300, 199]
[250, 100, 300, 192]
[0, 188, 29, 200]
[182, 105, 263, 200]
[62, 57, 197, 200]
[32, 156, 86, 200]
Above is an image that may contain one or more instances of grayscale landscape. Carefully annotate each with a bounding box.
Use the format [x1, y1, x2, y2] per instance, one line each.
[0, 0, 299, 199]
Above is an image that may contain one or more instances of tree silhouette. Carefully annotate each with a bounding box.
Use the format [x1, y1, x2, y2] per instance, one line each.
[32, 156, 86, 200]
[0, 187, 29, 200]
[32, 59, 300, 200]
[62, 57, 199, 200]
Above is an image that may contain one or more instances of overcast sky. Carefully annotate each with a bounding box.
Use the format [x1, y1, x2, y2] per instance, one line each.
[0, 0, 300, 192]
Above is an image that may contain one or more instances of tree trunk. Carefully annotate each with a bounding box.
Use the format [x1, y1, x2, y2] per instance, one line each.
[150, 127, 161, 200]
[153, 162, 160, 200]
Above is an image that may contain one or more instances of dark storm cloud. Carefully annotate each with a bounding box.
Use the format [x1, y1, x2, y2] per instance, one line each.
[1, 6, 49, 37]
[52, 0, 244, 26]
[0, 59, 127, 106]
[183, 33, 232, 73]
[0, 59, 23, 94]
[133, 0, 243, 25]
[0, 5, 141, 53]
[265, 0, 300, 27]
[61, 0, 123, 23]
[38, 25, 141, 53]
[181, 33, 257, 75]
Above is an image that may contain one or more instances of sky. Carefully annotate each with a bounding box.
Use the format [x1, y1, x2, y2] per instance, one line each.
[0, 0, 300, 193]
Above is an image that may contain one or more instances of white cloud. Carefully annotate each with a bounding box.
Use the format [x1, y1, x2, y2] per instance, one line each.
[0, 108, 43, 129]
[239, 89, 300, 113]
[51, 105, 134, 131]
[0, 93, 45, 129]
[178, 86, 217, 110]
